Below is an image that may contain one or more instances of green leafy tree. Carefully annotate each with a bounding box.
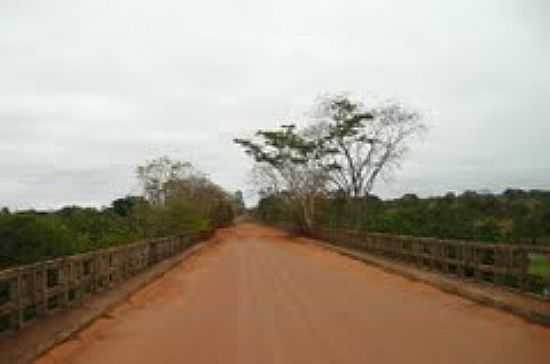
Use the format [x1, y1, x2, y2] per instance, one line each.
[235, 124, 330, 230]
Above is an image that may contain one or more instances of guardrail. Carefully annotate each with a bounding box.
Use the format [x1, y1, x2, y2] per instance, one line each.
[307, 227, 550, 299]
[0, 230, 213, 334]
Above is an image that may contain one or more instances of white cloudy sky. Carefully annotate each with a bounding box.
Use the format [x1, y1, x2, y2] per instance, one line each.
[1, 0, 549, 209]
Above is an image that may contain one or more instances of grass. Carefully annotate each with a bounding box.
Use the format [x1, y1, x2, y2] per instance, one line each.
[528, 254, 550, 279]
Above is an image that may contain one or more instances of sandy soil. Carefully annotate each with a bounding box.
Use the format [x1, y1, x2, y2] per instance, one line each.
[35, 223, 550, 364]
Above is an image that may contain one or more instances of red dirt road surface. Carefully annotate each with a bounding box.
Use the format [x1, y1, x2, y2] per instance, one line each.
[35, 224, 550, 364]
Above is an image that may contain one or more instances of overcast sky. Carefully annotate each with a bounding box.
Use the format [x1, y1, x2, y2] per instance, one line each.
[1, 0, 549, 209]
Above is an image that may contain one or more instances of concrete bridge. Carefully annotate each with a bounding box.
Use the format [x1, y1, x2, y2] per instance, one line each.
[2, 224, 550, 363]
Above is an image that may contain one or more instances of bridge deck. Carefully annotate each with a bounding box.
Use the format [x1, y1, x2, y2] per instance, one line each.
[36, 224, 550, 364]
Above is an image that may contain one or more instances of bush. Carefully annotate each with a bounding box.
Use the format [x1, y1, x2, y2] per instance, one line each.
[0, 214, 76, 265]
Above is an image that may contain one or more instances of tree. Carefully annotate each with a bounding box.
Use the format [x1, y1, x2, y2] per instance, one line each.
[137, 156, 235, 230]
[513, 200, 545, 245]
[0, 214, 74, 265]
[136, 156, 195, 206]
[233, 190, 246, 214]
[235, 94, 426, 230]
[235, 125, 330, 230]
[313, 95, 426, 199]
[111, 196, 147, 217]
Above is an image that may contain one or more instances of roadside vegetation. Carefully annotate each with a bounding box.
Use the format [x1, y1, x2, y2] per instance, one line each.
[0, 157, 239, 269]
[236, 94, 550, 246]
[255, 189, 550, 245]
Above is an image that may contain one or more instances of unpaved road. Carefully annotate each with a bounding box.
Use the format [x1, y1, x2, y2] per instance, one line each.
[36, 224, 550, 364]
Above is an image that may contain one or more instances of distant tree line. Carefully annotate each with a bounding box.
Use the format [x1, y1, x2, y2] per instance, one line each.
[0, 157, 238, 269]
[255, 188, 550, 245]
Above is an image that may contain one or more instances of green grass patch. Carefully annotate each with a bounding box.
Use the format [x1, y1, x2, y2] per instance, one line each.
[528, 254, 550, 278]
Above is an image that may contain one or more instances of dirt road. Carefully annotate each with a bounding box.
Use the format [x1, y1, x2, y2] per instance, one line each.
[36, 224, 550, 364]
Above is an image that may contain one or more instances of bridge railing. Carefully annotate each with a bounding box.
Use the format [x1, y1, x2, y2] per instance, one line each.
[308, 227, 550, 299]
[0, 230, 213, 334]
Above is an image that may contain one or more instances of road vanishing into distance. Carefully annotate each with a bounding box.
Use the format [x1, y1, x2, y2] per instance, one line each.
[36, 224, 550, 364]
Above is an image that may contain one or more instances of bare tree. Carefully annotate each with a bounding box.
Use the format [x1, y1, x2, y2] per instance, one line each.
[136, 156, 195, 206]
[314, 95, 426, 199]
[136, 156, 235, 230]
[249, 163, 284, 197]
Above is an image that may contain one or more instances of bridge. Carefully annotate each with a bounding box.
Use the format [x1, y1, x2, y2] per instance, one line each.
[1, 223, 550, 363]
